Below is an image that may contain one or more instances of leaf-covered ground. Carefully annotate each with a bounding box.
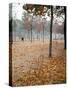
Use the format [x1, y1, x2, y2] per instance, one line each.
[10, 40, 66, 86]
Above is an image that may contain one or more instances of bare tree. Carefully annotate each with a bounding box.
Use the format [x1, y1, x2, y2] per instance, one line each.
[49, 6, 53, 57]
[23, 13, 31, 41]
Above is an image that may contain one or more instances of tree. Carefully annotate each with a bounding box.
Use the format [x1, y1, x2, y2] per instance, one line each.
[30, 16, 33, 42]
[9, 19, 12, 42]
[53, 6, 66, 49]
[23, 4, 48, 42]
[23, 12, 31, 41]
[49, 6, 53, 57]
[23, 4, 54, 57]
[42, 17, 46, 43]
[64, 6, 66, 49]
[35, 16, 43, 41]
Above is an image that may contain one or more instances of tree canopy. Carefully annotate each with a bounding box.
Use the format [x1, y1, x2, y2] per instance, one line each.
[23, 4, 50, 16]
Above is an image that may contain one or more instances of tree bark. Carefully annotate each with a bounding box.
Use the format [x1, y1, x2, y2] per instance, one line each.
[28, 30, 30, 41]
[43, 23, 44, 43]
[9, 19, 12, 43]
[64, 6, 66, 49]
[31, 24, 32, 42]
[31, 17, 33, 42]
[49, 6, 53, 57]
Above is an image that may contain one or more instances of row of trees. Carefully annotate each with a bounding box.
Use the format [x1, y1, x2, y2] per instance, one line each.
[22, 13, 46, 42]
[9, 4, 66, 57]
[22, 4, 66, 57]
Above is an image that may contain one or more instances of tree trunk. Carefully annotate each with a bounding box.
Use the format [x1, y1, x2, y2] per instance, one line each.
[64, 6, 66, 49]
[31, 17, 33, 42]
[30, 16, 33, 42]
[49, 6, 53, 57]
[37, 31, 39, 40]
[43, 23, 44, 43]
[31, 25, 32, 42]
[55, 33, 56, 40]
[9, 19, 13, 43]
[39, 31, 40, 41]
[28, 30, 30, 41]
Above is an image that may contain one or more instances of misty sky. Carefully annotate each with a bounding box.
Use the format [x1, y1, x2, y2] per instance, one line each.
[10, 3, 65, 26]
[12, 3, 23, 20]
